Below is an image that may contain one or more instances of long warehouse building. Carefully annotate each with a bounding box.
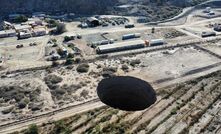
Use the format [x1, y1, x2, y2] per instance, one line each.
[96, 39, 145, 54]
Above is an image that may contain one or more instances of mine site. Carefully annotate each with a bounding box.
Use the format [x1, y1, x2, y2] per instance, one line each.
[0, 0, 221, 134]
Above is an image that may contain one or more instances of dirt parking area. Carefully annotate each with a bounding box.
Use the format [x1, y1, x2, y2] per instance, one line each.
[128, 46, 221, 83]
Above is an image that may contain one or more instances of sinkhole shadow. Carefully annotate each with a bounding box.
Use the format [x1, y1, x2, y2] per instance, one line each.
[97, 76, 157, 111]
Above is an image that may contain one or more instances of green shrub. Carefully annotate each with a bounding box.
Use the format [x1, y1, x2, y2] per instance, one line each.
[44, 74, 63, 84]
[80, 90, 89, 98]
[64, 36, 74, 42]
[77, 63, 89, 73]
[65, 58, 74, 65]
[170, 107, 178, 115]
[54, 120, 71, 134]
[56, 23, 66, 34]
[18, 99, 27, 109]
[14, 15, 28, 23]
[55, 88, 66, 95]
[130, 59, 141, 67]
[46, 19, 58, 28]
[52, 61, 59, 67]
[2, 106, 14, 114]
[75, 58, 81, 64]
[121, 65, 129, 71]
[103, 67, 117, 73]
[25, 124, 38, 134]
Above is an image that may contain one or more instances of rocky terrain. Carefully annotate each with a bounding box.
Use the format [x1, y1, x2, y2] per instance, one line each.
[0, 0, 208, 21]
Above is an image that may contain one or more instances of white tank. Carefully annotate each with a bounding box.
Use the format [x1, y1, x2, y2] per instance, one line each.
[150, 39, 164, 46]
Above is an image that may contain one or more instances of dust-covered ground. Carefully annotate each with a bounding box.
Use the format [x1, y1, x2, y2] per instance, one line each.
[22, 69, 221, 134]
[1, 40, 221, 125]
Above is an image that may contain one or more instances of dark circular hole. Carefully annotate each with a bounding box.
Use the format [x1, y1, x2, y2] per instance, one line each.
[97, 76, 157, 111]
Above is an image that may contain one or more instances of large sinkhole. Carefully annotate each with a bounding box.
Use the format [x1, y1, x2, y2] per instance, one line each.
[97, 76, 157, 111]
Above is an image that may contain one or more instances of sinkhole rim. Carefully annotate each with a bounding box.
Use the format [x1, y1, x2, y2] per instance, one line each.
[97, 76, 157, 111]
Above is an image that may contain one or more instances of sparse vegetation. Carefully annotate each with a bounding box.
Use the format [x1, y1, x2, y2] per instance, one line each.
[2, 106, 14, 114]
[170, 107, 178, 115]
[18, 99, 28, 109]
[26, 70, 221, 134]
[44, 74, 63, 85]
[46, 19, 58, 28]
[64, 36, 75, 42]
[13, 15, 28, 23]
[77, 63, 90, 73]
[121, 64, 129, 71]
[1, 1, 221, 133]
[56, 23, 66, 34]
[65, 58, 74, 65]
[80, 90, 89, 98]
[130, 59, 141, 67]
[24, 124, 39, 134]
[53, 120, 71, 134]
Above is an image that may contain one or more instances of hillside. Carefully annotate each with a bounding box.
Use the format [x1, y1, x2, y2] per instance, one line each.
[0, 0, 117, 15]
[0, 0, 209, 16]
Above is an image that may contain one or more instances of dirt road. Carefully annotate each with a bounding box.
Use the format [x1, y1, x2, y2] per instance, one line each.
[0, 99, 104, 134]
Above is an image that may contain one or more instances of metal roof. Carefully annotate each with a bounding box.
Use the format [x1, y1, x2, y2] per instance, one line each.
[87, 17, 99, 22]
[14, 25, 32, 30]
[0, 30, 16, 35]
[97, 39, 144, 50]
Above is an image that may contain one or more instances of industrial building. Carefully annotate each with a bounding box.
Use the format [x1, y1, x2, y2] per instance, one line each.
[86, 17, 100, 27]
[32, 27, 47, 37]
[96, 39, 145, 54]
[22, 19, 43, 27]
[0, 30, 16, 38]
[14, 25, 32, 32]
[18, 31, 32, 39]
[203, 7, 211, 13]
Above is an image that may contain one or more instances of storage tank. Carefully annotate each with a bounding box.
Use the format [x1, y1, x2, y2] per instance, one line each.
[96, 39, 145, 54]
[201, 32, 216, 38]
[122, 34, 135, 40]
[122, 33, 141, 40]
[100, 40, 109, 45]
[134, 33, 141, 38]
[150, 39, 164, 46]
[125, 23, 135, 28]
